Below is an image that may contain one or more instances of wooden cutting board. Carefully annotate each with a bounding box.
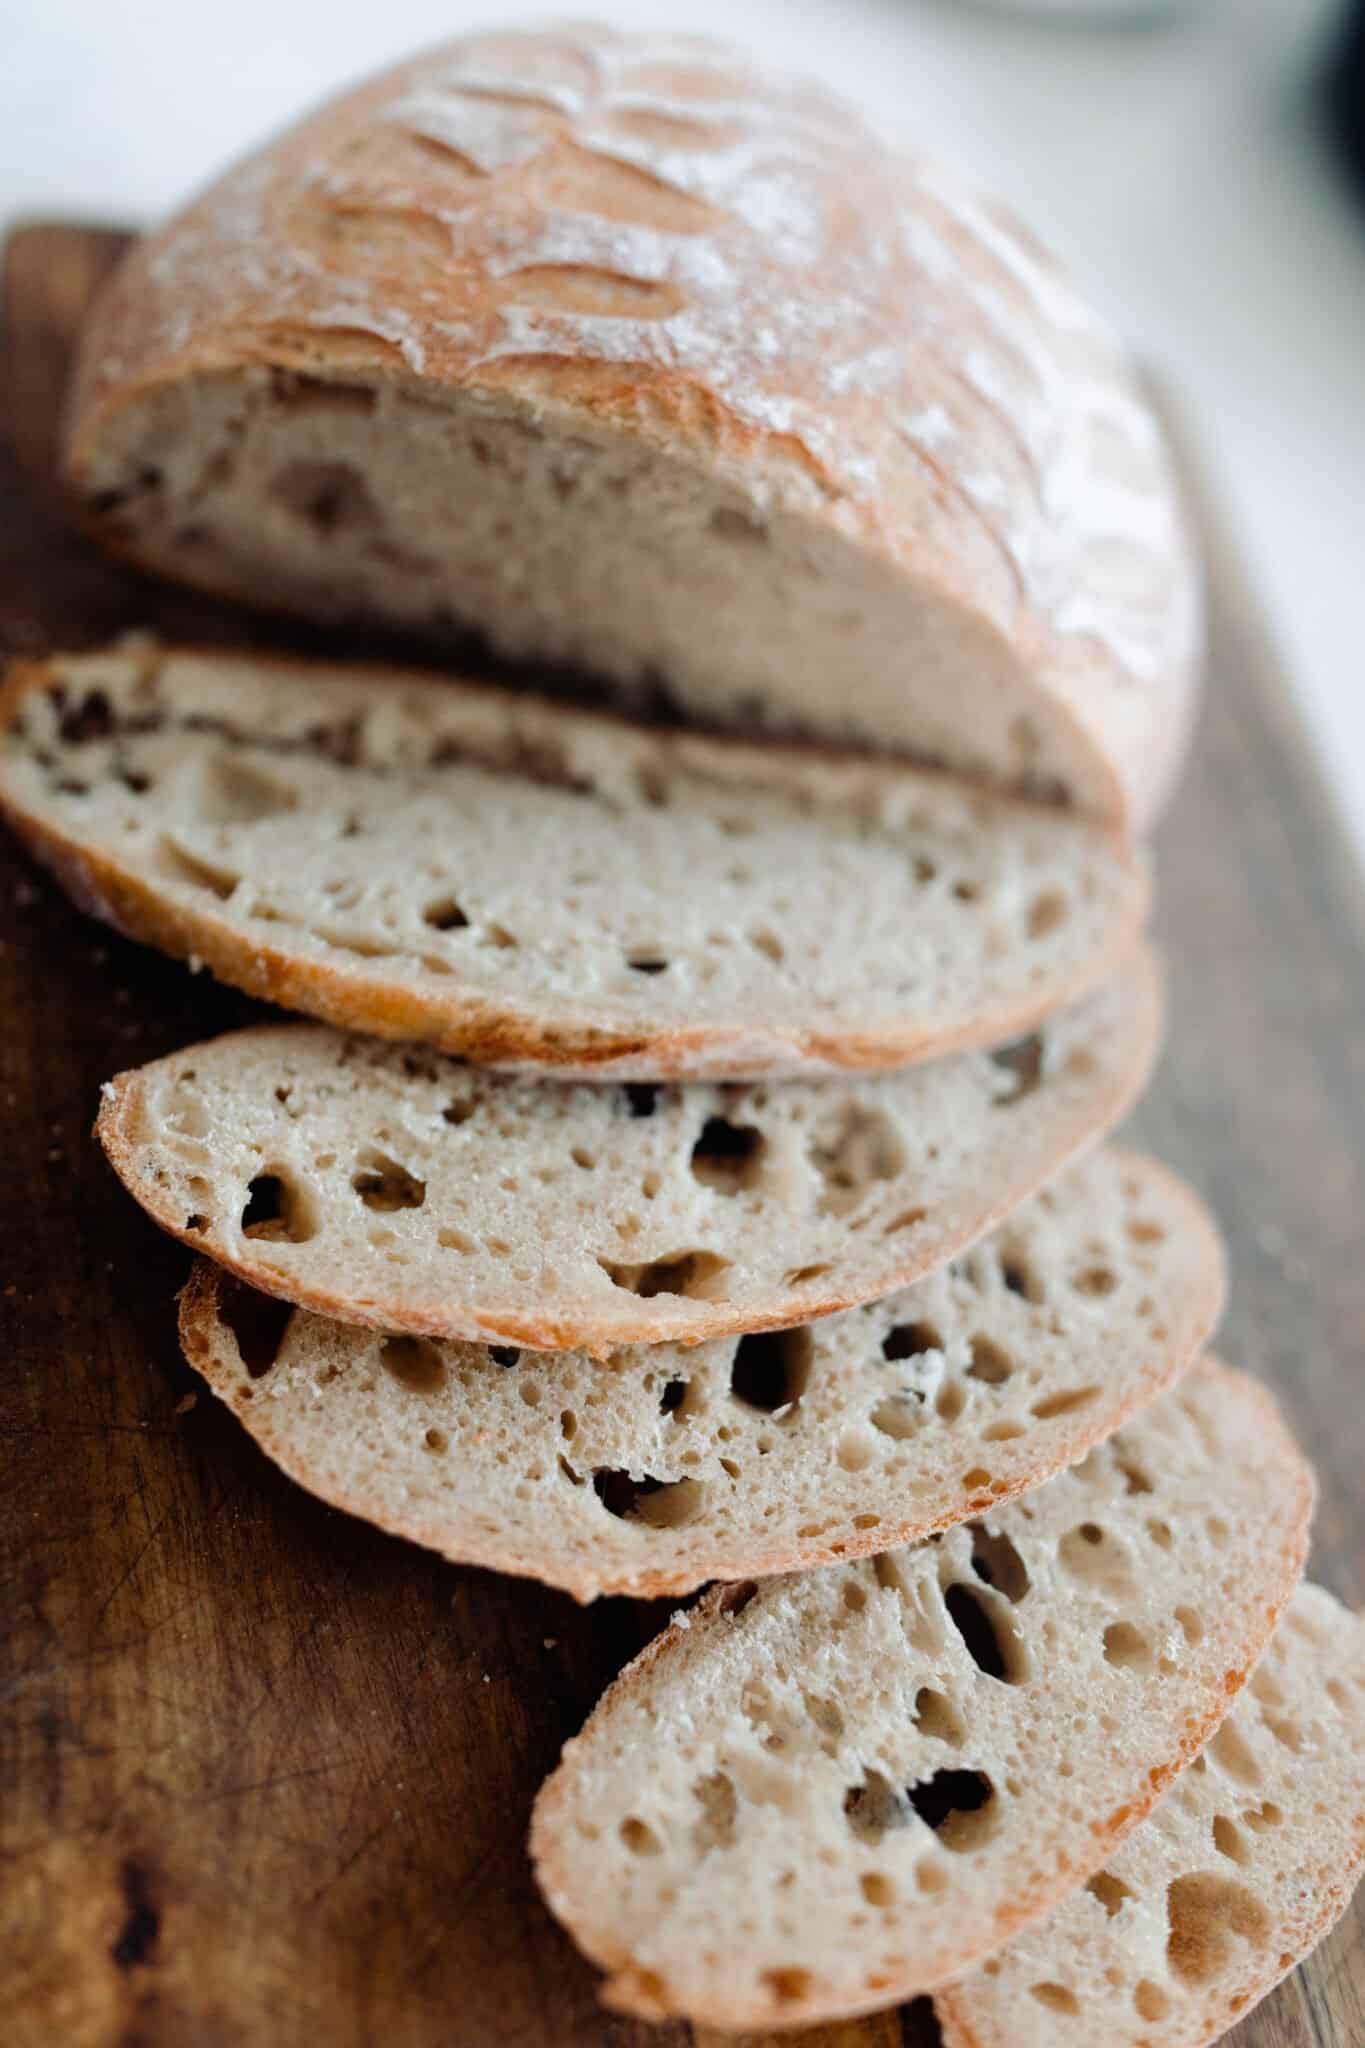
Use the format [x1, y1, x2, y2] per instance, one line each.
[1, 224, 1361, 2048]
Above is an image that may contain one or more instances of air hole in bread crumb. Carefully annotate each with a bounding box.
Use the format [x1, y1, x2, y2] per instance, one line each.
[860, 1871, 896, 1907]
[969, 1526, 1030, 1602]
[837, 1426, 878, 1473]
[352, 1153, 426, 1212]
[1213, 1814, 1247, 1862]
[659, 1378, 688, 1416]
[621, 1083, 659, 1118]
[785, 1262, 832, 1286]
[967, 1335, 1013, 1384]
[1166, 1873, 1269, 1986]
[990, 1034, 1043, 1103]
[1128, 1217, 1166, 1244]
[1028, 891, 1067, 940]
[1175, 1604, 1203, 1644]
[218, 1273, 293, 1377]
[626, 954, 669, 974]
[1073, 1265, 1117, 1297]
[843, 1768, 911, 1844]
[1000, 1251, 1044, 1302]
[160, 840, 237, 900]
[730, 1328, 812, 1413]
[57, 687, 113, 745]
[944, 1585, 1028, 1684]
[598, 1250, 731, 1299]
[717, 1580, 758, 1617]
[749, 928, 784, 963]
[1030, 1982, 1079, 2014]
[1244, 1800, 1283, 1830]
[619, 1816, 661, 1856]
[1147, 1517, 1173, 1548]
[592, 1470, 705, 1527]
[423, 895, 468, 931]
[935, 1380, 967, 1425]
[883, 1321, 941, 1362]
[691, 1117, 764, 1192]
[271, 458, 381, 536]
[692, 1771, 738, 1851]
[908, 1768, 997, 1851]
[870, 1395, 919, 1441]
[1086, 1870, 1133, 1916]
[1133, 1980, 1170, 2022]
[1103, 1621, 1153, 1673]
[1116, 1454, 1153, 1494]
[811, 1105, 906, 1216]
[379, 1335, 445, 1392]
[762, 1968, 811, 2007]
[437, 1227, 476, 1254]
[710, 504, 769, 544]
[1209, 1722, 1261, 1785]
[913, 1688, 965, 1746]
[883, 1205, 928, 1235]
[982, 1420, 1026, 1443]
[1032, 1385, 1099, 1420]
[489, 1346, 520, 1368]
[241, 1171, 316, 1244]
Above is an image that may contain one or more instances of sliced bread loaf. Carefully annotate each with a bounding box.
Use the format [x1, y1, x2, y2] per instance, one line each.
[0, 643, 1147, 1077]
[937, 1582, 1365, 2048]
[529, 1360, 1313, 2031]
[177, 1148, 1223, 1599]
[98, 948, 1158, 1352]
[64, 25, 1199, 830]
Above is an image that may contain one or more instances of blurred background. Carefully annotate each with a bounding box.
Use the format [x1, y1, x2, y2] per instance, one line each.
[4, 0, 1363, 841]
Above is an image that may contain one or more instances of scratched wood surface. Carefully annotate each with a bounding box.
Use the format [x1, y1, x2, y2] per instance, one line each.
[0, 224, 1360, 2048]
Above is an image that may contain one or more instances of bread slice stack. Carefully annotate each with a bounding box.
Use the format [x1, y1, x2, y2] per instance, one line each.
[4, 21, 1357, 2042]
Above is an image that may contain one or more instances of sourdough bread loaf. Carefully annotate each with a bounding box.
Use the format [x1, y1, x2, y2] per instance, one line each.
[937, 1582, 1365, 2048]
[64, 24, 1199, 829]
[529, 1360, 1313, 2031]
[97, 948, 1158, 1352]
[177, 1149, 1224, 1599]
[0, 642, 1146, 1078]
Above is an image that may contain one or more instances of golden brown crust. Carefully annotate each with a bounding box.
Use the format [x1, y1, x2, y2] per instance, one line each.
[61, 25, 1201, 830]
[175, 1149, 1224, 1599]
[0, 645, 1148, 1079]
[527, 1359, 1315, 2030]
[95, 945, 1162, 1355]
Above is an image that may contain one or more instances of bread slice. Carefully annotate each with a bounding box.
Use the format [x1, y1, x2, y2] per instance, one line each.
[0, 643, 1147, 1078]
[64, 25, 1199, 831]
[937, 1582, 1365, 2048]
[97, 947, 1158, 1352]
[177, 1148, 1223, 1600]
[528, 1360, 1313, 2031]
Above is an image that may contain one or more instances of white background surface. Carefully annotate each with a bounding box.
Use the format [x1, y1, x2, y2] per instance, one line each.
[4, 0, 1363, 851]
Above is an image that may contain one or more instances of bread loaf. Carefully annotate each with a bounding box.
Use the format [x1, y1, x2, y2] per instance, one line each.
[0, 642, 1146, 1078]
[938, 1582, 1365, 2048]
[64, 24, 1200, 829]
[97, 949, 1158, 1352]
[529, 1360, 1312, 2030]
[177, 1148, 1224, 1599]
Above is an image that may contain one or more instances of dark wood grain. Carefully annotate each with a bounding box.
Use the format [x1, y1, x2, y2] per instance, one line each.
[0, 224, 1360, 2048]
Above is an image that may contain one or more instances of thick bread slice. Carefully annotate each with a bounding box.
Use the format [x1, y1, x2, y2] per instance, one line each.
[177, 1149, 1224, 1600]
[528, 1361, 1314, 2032]
[98, 949, 1158, 1352]
[937, 1582, 1365, 2048]
[0, 644, 1146, 1080]
[64, 25, 1199, 830]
